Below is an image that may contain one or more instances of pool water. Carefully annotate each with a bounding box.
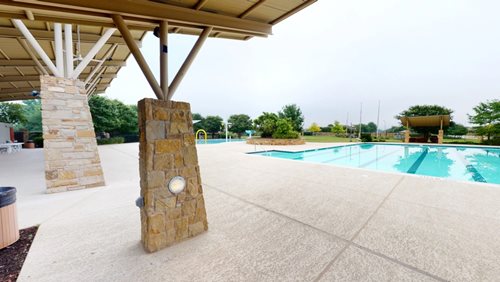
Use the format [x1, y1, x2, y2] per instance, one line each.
[196, 139, 244, 144]
[251, 144, 500, 184]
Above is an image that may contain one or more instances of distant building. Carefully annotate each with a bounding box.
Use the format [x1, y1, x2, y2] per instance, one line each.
[0, 122, 14, 143]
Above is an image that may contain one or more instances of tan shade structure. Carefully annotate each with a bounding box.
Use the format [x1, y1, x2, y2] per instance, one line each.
[0, 0, 317, 102]
[400, 115, 451, 144]
[400, 115, 451, 127]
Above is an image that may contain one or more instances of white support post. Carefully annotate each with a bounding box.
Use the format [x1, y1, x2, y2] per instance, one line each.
[84, 43, 118, 85]
[54, 23, 64, 77]
[72, 28, 117, 79]
[11, 19, 61, 77]
[64, 24, 73, 78]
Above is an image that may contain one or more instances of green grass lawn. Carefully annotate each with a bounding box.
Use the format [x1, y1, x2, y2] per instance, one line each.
[303, 135, 484, 145]
[302, 135, 352, 143]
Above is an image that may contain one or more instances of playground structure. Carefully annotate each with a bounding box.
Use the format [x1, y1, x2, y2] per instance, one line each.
[195, 129, 207, 142]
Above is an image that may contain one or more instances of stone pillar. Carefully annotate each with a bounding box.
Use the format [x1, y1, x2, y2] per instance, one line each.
[138, 98, 207, 253]
[41, 75, 105, 193]
[438, 129, 444, 144]
[404, 129, 410, 143]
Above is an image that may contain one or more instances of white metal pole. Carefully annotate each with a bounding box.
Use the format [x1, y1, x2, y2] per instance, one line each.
[346, 112, 349, 138]
[72, 28, 116, 79]
[11, 19, 61, 77]
[54, 23, 64, 77]
[376, 100, 380, 139]
[64, 24, 73, 78]
[225, 121, 228, 142]
[359, 103, 362, 139]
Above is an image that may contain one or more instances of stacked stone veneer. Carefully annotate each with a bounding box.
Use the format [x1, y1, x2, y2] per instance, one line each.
[138, 98, 207, 253]
[41, 75, 105, 193]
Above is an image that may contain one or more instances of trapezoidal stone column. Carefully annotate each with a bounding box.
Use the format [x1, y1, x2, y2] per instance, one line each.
[41, 75, 105, 193]
[138, 98, 207, 253]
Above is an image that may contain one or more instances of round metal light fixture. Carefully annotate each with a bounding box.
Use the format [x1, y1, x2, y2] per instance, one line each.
[168, 176, 186, 194]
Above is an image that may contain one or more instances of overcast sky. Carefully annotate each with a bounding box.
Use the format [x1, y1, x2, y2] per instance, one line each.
[106, 0, 500, 129]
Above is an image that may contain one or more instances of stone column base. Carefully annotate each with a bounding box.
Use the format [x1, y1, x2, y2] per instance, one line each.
[138, 98, 208, 253]
[41, 75, 105, 193]
[438, 129, 444, 144]
[404, 129, 410, 143]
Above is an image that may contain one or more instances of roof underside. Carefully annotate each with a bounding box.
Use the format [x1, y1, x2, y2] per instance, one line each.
[0, 0, 316, 102]
[400, 115, 451, 127]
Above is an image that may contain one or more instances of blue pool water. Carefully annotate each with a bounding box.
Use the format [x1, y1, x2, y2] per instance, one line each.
[196, 138, 244, 144]
[251, 143, 500, 184]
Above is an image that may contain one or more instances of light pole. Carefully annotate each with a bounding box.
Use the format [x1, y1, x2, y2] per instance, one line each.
[225, 120, 232, 142]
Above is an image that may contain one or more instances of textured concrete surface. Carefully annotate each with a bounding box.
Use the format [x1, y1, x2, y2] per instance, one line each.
[0, 142, 499, 281]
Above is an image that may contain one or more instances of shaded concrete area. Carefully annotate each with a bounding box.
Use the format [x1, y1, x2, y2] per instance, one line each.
[1, 142, 499, 281]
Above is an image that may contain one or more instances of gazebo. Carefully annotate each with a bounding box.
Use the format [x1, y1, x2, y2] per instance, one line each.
[400, 115, 450, 144]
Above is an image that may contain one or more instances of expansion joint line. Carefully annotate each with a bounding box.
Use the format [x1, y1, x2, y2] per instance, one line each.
[204, 180, 448, 282]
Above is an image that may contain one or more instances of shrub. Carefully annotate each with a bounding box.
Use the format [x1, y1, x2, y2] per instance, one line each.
[360, 133, 372, 142]
[97, 136, 125, 145]
[272, 118, 300, 139]
[33, 136, 44, 148]
[482, 137, 500, 146]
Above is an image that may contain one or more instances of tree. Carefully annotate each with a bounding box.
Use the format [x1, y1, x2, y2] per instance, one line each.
[203, 115, 223, 138]
[278, 104, 304, 132]
[446, 123, 468, 136]
[272, 118, 299, 139]
[468, 100, 500, 141]
[308, 122, 321, 133]
[22, 100, 42, 131]
[331, 121, 345, 134]
[254, 112, 278, 138]
[0, 102, 26, 127]
[115, 103, 138, 134]
[192, 113, 205, 133]
[397, 105, 453, 140]
[228, 114, 252, 138]
[365, 122, 377, 133]
[88, 95, 138, 135]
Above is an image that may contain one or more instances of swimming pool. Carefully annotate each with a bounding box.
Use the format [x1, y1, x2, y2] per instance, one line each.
[196, 139, 244, 144]
[251, 143, 500, 184]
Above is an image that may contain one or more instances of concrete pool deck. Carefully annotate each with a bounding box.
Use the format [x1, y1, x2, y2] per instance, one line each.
[1, 142, 499, 281]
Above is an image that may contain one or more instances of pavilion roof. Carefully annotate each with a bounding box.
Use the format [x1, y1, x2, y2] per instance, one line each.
[0, 0, 316, 102]
[400, 115, 451, 127]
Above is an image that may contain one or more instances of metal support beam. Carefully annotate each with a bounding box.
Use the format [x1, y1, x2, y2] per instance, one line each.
[72, 28, 116, 79]
[0, 74, 116, 82]
[16, 38, 48, 75]
[159, 20, 168, 100]
[84, 43, 118, 85]
[37, 0, 271, 35]
[168, 26, 212, 100]
[0, 87, 38, 95]
[64, 24, 73, 78]
[11, 19, 61, 77]
[194, 0, 209, 10]
[0, 26, 140, 45]
[86, 67, 105, 93]
[112, 14, 163, 100]
[54, 23, 64, 77]
[239, 0, 267, 19]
